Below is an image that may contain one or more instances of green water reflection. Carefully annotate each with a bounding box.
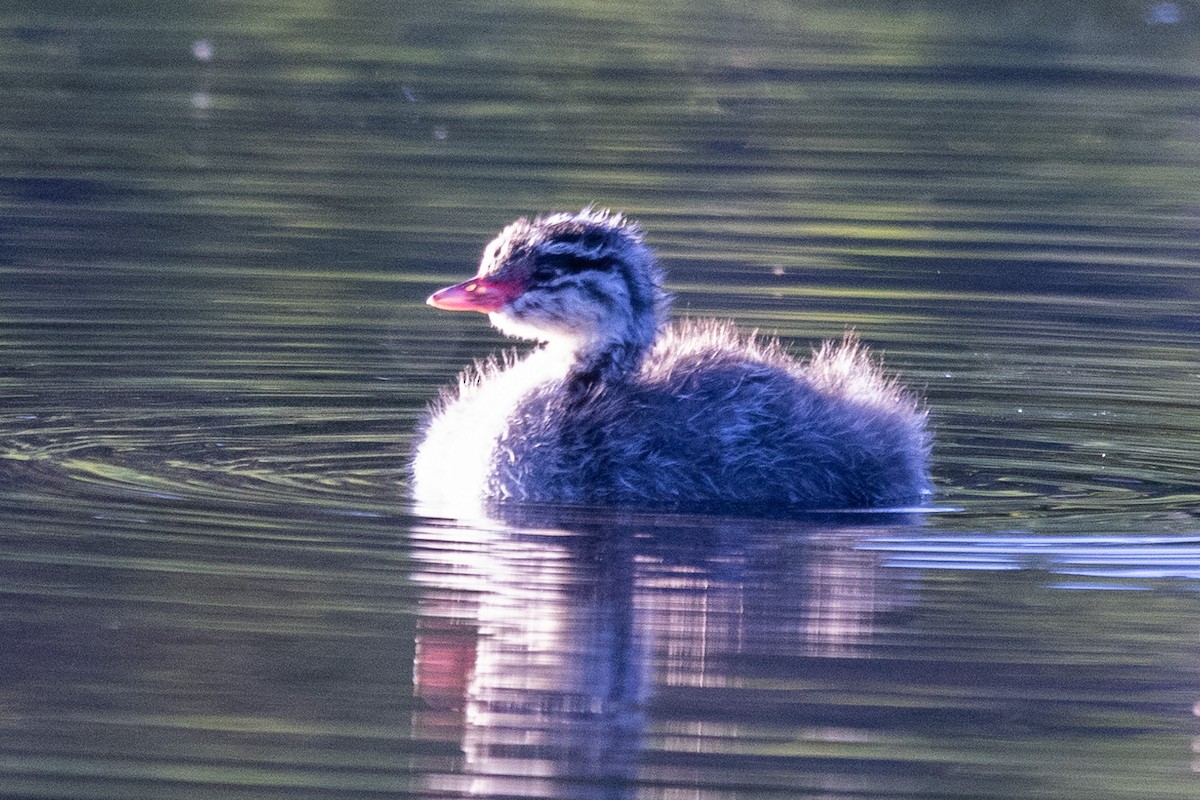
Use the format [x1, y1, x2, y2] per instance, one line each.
[2, 1, 1200, 798]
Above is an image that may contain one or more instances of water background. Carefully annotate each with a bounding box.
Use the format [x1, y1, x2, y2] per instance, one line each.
[2, 1, 1200, 797]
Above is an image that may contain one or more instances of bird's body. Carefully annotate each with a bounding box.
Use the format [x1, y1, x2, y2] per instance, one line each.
[412, 209, 930, 513]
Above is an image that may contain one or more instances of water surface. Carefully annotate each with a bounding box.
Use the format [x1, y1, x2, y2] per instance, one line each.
[2, 1, 1200, 798]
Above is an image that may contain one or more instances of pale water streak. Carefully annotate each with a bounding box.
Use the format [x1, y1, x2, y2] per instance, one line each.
[864, 532, 1200, 576]
[2, 1, 1200, 798]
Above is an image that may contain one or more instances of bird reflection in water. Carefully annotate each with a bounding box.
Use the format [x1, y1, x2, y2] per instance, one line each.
[408, 508, 918, 798]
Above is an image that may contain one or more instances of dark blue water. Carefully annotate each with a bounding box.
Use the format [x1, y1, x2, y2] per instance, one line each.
[2, 2, 1200, 798]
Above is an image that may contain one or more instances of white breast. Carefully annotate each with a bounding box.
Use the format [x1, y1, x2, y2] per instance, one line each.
[412, 346, 573, 517]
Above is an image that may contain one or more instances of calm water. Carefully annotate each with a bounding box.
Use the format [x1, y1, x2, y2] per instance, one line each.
[2, 1, 1200, 797]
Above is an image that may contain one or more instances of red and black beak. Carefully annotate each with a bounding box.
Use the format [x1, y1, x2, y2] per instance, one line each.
[426, 275, 523, 314]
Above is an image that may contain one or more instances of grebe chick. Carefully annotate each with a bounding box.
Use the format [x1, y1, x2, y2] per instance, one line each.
[412, 209, 931, 512]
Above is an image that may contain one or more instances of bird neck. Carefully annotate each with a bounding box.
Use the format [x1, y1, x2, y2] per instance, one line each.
[568, 341, 645, 387]
[563, 288, 669, 386]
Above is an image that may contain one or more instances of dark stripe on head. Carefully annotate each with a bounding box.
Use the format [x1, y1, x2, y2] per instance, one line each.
[536, 251, 616, 275]
[576, 276, 619, 314]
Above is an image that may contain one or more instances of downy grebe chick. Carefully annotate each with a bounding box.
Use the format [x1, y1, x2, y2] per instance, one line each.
[412, 209, 931, 512]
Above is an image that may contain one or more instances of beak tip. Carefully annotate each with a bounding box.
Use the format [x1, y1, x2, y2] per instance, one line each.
[427, 275, 520, 311]
[425, 279, 509, 313]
